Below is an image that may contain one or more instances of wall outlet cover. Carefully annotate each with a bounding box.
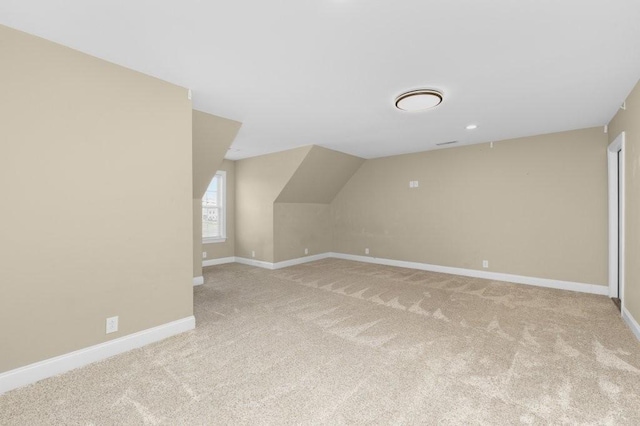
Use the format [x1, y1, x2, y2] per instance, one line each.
[106, 316, 119, 334]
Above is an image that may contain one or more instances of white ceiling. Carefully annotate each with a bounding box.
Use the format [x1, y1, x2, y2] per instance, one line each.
[2, 0, 640, 159]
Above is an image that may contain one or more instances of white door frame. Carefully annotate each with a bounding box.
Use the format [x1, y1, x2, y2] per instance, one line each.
[607, 131, 625, 307]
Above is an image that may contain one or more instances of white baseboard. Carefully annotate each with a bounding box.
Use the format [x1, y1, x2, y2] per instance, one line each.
[234, 257, 274, 269]
[233, 253, 332, 270]
[203, 256, 235, 267]
[0, 316, 195, 395]
[329, 253, 609, 296]
[193, 276, 204, 286]
[622, 306, 640, 342]
[273, 253, 332, 269]
[203, 251, 608, 296]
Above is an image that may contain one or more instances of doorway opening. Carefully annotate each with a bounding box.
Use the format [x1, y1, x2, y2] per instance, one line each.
[608, 132, 625, 312]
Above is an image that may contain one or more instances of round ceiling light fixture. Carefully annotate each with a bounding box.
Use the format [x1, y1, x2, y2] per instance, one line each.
[466, 124, 478, 130]
[395, 89, 443, 112]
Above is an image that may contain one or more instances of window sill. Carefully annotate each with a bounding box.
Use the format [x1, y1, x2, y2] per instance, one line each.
[203, 238, 227, 244]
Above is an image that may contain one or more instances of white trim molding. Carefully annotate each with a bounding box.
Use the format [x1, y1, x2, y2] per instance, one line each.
[329, 253, 608, 296]
[0, 316, 195, 395]
[202, 170, 227, 242]
[221, 252, 607, 296]
[622, 307, 640, 342]
[232, 253, 332, 270]
[608, 132, 626, 300]
[202, 237, 227, 244]
[203, 257, 235, 267]
[273, 253, 332, 269]
[193, 276, 204, 286]
[234, 257, 274, 269]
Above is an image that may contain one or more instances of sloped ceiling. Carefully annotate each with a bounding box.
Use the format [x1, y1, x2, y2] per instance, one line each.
[276, 146, 364, 204]
[192, 110, 241, 198]
[2, 2, 639, 159]
[234, 145, 312, 262]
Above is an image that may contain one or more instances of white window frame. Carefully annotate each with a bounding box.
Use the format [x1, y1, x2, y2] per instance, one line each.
[202, 170, 227, 244]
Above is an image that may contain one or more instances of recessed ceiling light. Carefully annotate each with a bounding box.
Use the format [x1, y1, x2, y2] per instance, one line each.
[466, 124, 478, 130]
[395, 89, 443, 112]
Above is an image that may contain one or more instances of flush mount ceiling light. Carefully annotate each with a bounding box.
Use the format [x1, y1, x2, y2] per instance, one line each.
[395, 89, 443, 112]
[466, 124, 478, 130]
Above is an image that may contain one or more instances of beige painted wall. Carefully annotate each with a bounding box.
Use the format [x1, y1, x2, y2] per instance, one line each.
[235, 145, 363, 263]
[235, 147, 311, 262]
[192, 111, 240, 278]
[192, 110, 241, 199]
[608, 79, 640, 320]
[276, 146, 365, 203]
[332, 127, 608, 285]
[0, 25, 193, 373]
[274, 203, 332, 262]
[271, 146, 363, 262]
[203, 160, 236, 262]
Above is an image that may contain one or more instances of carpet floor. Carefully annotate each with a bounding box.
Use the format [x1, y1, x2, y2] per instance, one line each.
[2, 259, 640, 424]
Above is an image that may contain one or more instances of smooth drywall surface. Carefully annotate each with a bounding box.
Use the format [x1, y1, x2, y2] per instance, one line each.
[235, 147, 311, 262]
[608, 79, 640, 320]
[0, 25, 193, 373]
[203, 160, 236, 261]
[271, 146, 363, 262]
[274, 203, 332, 262]
[192, 110, 240, 276]
[332, 127, 608, 286]
[276, 146, 365, 203]
[192, 110, 241, 199]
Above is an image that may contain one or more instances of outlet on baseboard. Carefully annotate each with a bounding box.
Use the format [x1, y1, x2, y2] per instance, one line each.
[482, 260, 489, 268]
[202, 251, 207, 259]
[304, 248, 309, 255]
[365, 248, 370, 255]
[251, 250, 256, 258]
[106, 316, 119, 334]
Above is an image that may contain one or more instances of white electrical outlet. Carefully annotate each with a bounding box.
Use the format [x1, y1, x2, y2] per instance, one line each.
[305, 248, 309, 255]
[202, 251, 207, 259]
[365, 248, 370, 255]
[409, 181, 413, 188]
[251, 250, 256, 258]
[106, 316, 119, 334]
[482, 260, 489, 268]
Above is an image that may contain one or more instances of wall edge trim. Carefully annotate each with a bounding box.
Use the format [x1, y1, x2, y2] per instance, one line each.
[330, 253, 608, 295]
[234, 257, 274, 269]
[193, 276, 204, 286]
[202, 257, 236, 267]
[0, 316, 196, 395]
[273, 253, 332, 269]
[622, 306, 640, 342]
[224, 252, 608, 296]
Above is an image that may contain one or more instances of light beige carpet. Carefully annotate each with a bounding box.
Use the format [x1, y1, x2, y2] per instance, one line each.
[2, 259, 640, 424]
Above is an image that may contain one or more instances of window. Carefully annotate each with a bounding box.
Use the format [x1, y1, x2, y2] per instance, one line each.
[202, 171, 226, 243]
